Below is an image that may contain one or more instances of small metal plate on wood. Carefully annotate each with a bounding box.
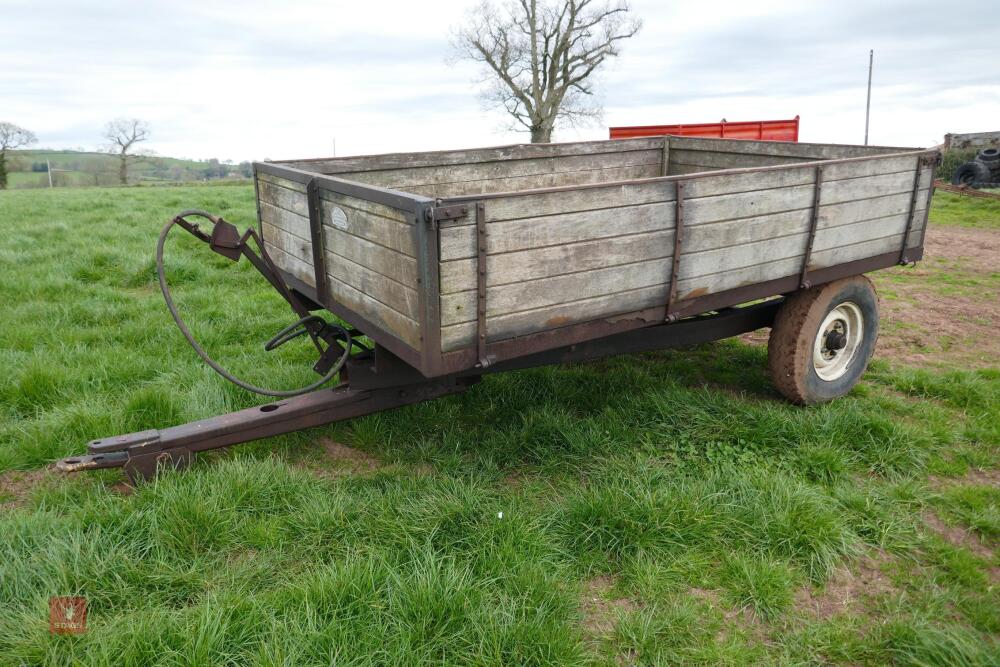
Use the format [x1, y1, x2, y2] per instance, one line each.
[328, 206, 348, 231]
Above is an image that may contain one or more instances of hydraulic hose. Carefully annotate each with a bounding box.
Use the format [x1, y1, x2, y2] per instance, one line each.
[156, 212, 349, 397]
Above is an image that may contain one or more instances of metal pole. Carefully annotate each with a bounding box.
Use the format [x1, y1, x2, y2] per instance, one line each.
[46, 159, 53, 188]
[864, 49, 873, 146]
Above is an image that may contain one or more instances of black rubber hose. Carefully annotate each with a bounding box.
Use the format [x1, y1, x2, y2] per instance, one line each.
[156, 213, 348, 397]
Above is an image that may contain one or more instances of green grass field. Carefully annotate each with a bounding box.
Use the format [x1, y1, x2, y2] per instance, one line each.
[0, 184, 997, 665]
[5, 150, 250, 189]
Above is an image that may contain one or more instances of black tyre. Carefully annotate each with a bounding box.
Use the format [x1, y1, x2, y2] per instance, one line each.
[977, 148, 999, 163]
[767, 276, 879, 405]
[952, 161, 992, 186]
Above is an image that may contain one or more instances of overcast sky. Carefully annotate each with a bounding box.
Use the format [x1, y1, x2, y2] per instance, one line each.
[3, 0, 997, 162]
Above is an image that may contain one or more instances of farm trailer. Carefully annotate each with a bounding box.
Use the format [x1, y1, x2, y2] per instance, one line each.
[609, 116, 800, 142]
[57, 135, 939, 482]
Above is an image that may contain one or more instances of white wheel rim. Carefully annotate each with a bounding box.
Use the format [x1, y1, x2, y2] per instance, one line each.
[812, 302, 864, 382]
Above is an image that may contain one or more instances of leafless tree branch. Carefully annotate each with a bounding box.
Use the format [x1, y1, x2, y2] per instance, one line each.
[0, 121, 37, 189]
[453, 0, 641, 142]
[103, 118, 151, 185]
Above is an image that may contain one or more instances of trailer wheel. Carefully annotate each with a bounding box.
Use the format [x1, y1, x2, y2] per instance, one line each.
[767, 276, 879, 405]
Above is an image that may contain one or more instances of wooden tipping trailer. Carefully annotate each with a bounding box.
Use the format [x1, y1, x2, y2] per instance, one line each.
[57, 135, 939, 482]
[256, 135, 936, 378]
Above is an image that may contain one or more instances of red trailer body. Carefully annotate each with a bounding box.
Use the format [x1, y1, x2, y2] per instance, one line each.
[610, 116, 799, 142]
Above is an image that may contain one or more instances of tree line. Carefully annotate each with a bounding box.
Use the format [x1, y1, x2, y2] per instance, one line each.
[5, 0, 643, 188]
[0, 119, 252, 190]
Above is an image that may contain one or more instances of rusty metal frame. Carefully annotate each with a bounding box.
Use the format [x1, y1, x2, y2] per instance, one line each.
[474, 201, 492, 367]
[305, 178, 330, 301]
[799, 165, 825, 289]
[899, 154, 923, 265]
[414, 200, 445, 377]
[56, 300, 781, 482]
[665, 180, 686, 322]
[900, 153, 939, 265]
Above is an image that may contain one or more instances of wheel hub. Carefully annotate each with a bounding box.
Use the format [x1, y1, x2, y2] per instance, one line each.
[813, 302, 864, 381]
[824, 329, 847, 351]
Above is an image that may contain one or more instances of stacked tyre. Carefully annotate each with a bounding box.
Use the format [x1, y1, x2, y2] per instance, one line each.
[952, 148, 1000, 187]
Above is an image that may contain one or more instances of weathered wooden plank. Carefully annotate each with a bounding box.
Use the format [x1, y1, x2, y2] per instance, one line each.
[319, 198, 416, 258]
[340, 149, 663, 190]
[813, 213, 919, 253]
[817, 189, 929, 229]
[325, 274, 421, 349]
[260, 201, 311, 241]
[439, 203, 927, 330]
[262, 222, 313, 265]
[440, 202, 676, 262]
[319, 193, 411, 225]
[667, 163, 711, 175]
[458, 180, 678, 224]
[682, 169, 932, 226]
[669, 149, 809, 169]
[667, 136, 917, 159]
[263, 242, 315, 288]
[458, 228, 918, 349]
[403, 163, 663, 199]
[276, 137, 665, 174]
[323, 226, 418, 286]
[318, 189, 411, 224]
[439, 225, 924, 352]
[441, 255, 674, 326]
[812, 232, 918, 268]
[325, 252, 420, 320]
[439, 186, 930, 266]
[675, 231, 920, 300]
[441, 282, 669, 351]
[257, 178, 309, 217]
[257, 171, 307, 193]
[439, 153, 927, 228]
[265, 219, 420, 347]
[440, 229, 675, 295]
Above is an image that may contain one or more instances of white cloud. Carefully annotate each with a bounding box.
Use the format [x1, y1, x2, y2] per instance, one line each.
[2, 0, 996, 161]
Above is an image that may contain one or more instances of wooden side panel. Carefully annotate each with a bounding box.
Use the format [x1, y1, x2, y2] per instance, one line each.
[257, 172, 313, 286]
[277, 138, 666, 199]
[665, 136, 914, 175]
[255, 170, 423, 350]
[278, 137, 664, 174]
[438, 153, 931, 352]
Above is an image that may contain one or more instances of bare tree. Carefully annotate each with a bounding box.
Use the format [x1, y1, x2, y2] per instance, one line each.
[103, 118, 150, 185]
[453, 0, 641, 143]
[0, 122, 37, 190]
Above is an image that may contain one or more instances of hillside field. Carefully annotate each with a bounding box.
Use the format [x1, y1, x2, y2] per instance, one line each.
[4, 149, 251, 189]
[0, 184, 997, 665]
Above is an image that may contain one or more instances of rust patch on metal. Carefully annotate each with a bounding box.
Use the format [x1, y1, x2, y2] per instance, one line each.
[545, 315, 572, 328]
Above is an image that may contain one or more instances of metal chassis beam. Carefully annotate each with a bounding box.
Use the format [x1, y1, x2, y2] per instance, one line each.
[55, 300, 780, 482]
